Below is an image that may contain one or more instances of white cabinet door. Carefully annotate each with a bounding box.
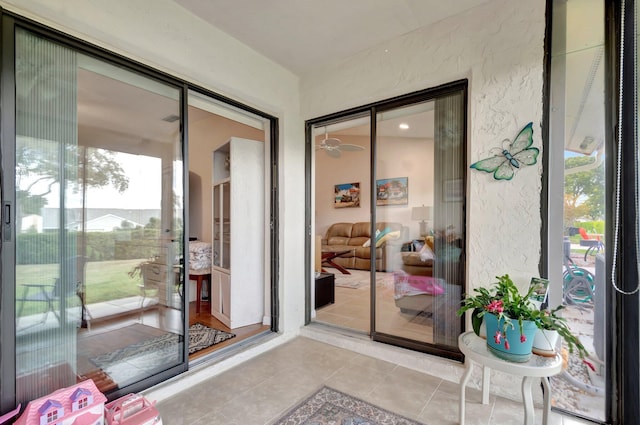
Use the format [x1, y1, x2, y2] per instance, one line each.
[210, 270, 222, 316]
[220, 271, 231, 320]
[210, 269, 230, 326]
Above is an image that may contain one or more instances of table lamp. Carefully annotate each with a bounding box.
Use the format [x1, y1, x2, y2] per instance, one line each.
[411, 205, 433, 237]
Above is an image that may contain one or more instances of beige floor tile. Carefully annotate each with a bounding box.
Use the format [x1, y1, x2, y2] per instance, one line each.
[365, 365, 443, 419]
[156, 335, 575, 425]
[323, 362, 392, 400]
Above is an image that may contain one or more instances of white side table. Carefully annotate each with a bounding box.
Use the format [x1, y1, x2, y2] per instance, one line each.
[458, 332, 562, 425]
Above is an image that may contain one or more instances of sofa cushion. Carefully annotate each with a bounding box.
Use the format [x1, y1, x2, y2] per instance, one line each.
[327, 236, 350, 246]
[349, 236, 369, 247]
[350, 222, 371, 238]
[327, 223, 353, 240]
[352, 246, 383, 259]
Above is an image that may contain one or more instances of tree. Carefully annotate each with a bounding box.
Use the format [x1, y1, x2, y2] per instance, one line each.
[16, 141, 129, 228]
[564, 155, 605, 226]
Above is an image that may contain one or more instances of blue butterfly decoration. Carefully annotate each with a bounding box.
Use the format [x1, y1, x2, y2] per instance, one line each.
[470, 122, 539, 180]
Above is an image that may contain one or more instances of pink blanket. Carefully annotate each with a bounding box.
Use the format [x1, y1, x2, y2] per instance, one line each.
[393, 272, 445, 299]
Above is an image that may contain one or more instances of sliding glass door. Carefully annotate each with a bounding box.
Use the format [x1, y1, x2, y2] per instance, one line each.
[307, 82, 466, 358]
[373, 89, 465, 356]
[10, 25, 186, 404]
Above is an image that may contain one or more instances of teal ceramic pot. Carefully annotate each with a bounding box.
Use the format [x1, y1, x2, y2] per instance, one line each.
[484, 312, 537, 362]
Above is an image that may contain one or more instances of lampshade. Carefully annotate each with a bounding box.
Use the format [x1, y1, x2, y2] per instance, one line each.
[411, 205, 433, 222]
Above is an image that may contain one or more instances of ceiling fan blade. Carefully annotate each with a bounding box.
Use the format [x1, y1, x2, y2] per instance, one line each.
[340, 144, 365, 151]
[326, 149, 341, 158]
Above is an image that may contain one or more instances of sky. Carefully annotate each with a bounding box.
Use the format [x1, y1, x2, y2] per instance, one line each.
[27, 152, 166, 210]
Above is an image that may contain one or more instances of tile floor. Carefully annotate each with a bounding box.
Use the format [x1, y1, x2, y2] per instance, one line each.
[315, 268, 438, 343]
[155, 336, 593, 425]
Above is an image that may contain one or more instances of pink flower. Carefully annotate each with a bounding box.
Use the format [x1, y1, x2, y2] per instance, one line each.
[504, 339, 510, 350]
[584, 360, 596, 372]
[486, 300, 504, 314]
[520, 334, 527, 343]
[493, 330, 502, 344]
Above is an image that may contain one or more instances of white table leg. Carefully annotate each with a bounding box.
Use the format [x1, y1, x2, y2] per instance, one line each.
[521, 376, 536, 425]
[481, 366, 491, 404]
[459, 361, 474, 425]
[541, 376, 551, 425]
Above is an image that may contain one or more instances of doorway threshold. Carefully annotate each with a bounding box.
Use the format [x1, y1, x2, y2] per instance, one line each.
[188, 328, 276, 367]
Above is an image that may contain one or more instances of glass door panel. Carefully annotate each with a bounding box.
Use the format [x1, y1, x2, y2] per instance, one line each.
[374, 92, 464, 353]
[548, 0, 606, 420]
[14, 27, 185, 402]
[312, 116, 371, 333]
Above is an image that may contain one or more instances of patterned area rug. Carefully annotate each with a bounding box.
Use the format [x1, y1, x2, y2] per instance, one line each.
[273, 386, 424, 424]
[189, 322, 235, 353]
[90, 323, 234, 384]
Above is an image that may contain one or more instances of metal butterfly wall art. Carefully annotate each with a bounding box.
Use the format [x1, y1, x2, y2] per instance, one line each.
[470, 122, 539, 181]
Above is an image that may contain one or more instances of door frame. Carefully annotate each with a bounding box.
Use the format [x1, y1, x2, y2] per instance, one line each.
[305, 80, 467, 361]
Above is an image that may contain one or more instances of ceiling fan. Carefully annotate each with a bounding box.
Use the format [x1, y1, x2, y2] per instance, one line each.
[315, 131, 365, 158]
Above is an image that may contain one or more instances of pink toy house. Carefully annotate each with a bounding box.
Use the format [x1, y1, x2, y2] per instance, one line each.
[14, 379, 106, 425]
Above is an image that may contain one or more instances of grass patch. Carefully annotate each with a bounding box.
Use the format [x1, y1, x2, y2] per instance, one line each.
[16, 259, 154, 317]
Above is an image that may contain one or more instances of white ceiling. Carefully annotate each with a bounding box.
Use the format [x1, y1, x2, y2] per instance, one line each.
[70, 1, 602, 157]
[171, 1, 604, 156]
[173, 0, 493, 75]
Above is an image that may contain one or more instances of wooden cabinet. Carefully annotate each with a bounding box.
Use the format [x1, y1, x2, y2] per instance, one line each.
[211, 137, 264, 329]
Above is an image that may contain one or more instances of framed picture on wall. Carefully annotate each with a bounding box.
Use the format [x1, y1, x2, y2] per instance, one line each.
[376, 177, 408, 206]
[334, 182, 360, 208]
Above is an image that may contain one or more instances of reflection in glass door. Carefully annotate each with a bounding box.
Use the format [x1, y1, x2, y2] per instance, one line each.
[373, 91, 465, 355]
[12, 27, 185, 403]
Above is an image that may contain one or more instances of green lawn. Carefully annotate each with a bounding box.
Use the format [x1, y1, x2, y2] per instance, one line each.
[16, 259, 145, 317]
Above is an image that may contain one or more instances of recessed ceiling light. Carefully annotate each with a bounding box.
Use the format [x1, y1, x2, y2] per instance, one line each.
[399, 123, 410, 130]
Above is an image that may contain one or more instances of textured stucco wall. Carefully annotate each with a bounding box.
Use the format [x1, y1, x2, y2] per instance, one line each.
[301, 0, 546, 292]
[1, 0, 307, 334]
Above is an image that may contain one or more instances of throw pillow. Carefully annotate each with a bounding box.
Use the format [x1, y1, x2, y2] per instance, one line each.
[419, 243, 435, 261]
[363, 229, 381, 247]
[375, 227, 392, 241]
[375, 230, 401, 247]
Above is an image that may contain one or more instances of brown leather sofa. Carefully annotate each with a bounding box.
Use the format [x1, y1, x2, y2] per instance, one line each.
[322, 222, 403, 271]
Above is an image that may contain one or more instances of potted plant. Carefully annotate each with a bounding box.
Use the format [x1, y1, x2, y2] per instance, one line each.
[457, 274, 588, 362]
[532, 305, 587, 358]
